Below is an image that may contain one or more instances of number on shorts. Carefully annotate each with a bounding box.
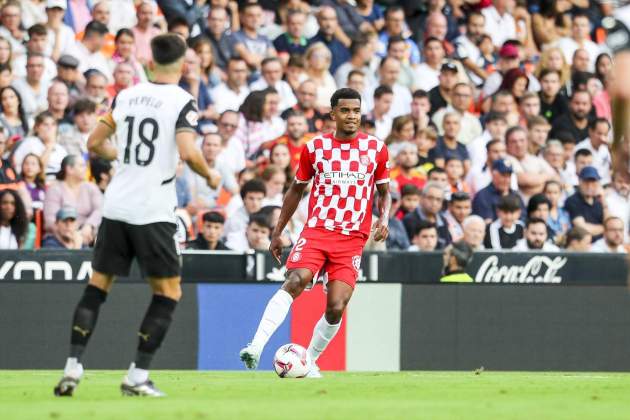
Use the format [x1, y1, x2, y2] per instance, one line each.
[293, 238, 307, 252]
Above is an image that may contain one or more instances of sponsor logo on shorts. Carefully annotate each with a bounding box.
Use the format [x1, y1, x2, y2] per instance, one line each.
[291, 252, 301, 262]
[352, 255, 361, 272]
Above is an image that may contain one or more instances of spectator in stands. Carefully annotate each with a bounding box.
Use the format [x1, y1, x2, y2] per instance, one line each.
[215, 110, 246, 175]
[281, 80, 324, 133]
[455, 12, 487, 87]
[385, 187, 410, 250]
[13, 53, 49, 118]
[531, 0, 571, 49]
[429, 112, 471, 172]
[304, 42, 337, 111]
[43, 155, 102, 246]
[175, 159, 191, 209]
[408, 220, 439, 251]
[575, 118, 612, 186]
[84, 70, 110, 114]
[544, 179, 571, 238]
[432, 82, 481, 145]
[467, 111, 508, 165]
[20, 153, 45, 210]
[514, 217, 560, 251]
[261, 165, 286, 207]
[12, 111, 67, 178]
[190, 36, 222, 91]
[75, 21, 112, 81]
[230, 3, 276, 73]
[564, 166, 606, 242]
[526, 116, 550, 156]
[180, 48, 217, 127]
[390, 142, 426, 192]
[44, 1, 77, 62]
[564, 225, 592, 251]
[273, 10, 309, 63]
[0, 63, 11, 90]
[439, 240, 474, 283]
[309, 6, 350, 75]
[356, 0, 384, 32]
[210, 56, 251, 115]
[538, 69, 569, 124]
[56, 55, 82, 104]
[506, 126, 556, 200]
[0, 37, 11, 69]
[132, 1, 161, 66]
[499, 68, 529, 103]
[268, 143, 293, 190]
[58, 99, 96, 159]
[414, 37, 446, 93]
[226, 211, 272, 252]
[266, 110, 309, 171]
[410, 89, 432, 133]
[0, 131, 16, 189]
[590, 217, 626, 253]
[484, 193, 523, 250]
[106, 62, 135, 102]
[250, 57, 297, 112]
[223, 179, 266, 241]
[47, 80, 71, 127]
[236, 88, 285, 159]
[386, 35, 415, 90]
[403, 181, 451, 247]
[556, 13, 601, 71]
[370, 85, 393, 140]
[528, 192, 556, 239]
[482, 0, 516, 48]
[428, 62, 458, 117]
[13, 24, 57, 84]
[334, 35, 375, 90]
[396, 184, 421, 220]
[0, 86, 30, 141]
[519, 93, 542, 128]
[467, 139, 516, 196]
[186, 211, 231, 250]
[473, 158, 524, 223]
[445, 156, 469, 194]
[81, 0, 115, 57]
[41, 206, 83, 249]
[377, 6, 419, 65]
[415, 127, 437, 171]
[203, 7, 231, 72]
[444, 191, 472, 242]
[606, 172, 630, 242]
[0, 1, 26, 59]
[110, 29, 148, 85]
[167, 17, 190, 41]
[0, 188, 28, 249]
[549, 89, 592, 143]
[385, 115, 415, 157]
[462, 214, 486, 250]
[482, 44, 522, 99]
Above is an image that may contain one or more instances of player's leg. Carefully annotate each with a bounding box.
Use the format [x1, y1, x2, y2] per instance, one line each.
[240, 268, 314, 369]
[121, 276, 181, 397]
[54, 218, 131, 397]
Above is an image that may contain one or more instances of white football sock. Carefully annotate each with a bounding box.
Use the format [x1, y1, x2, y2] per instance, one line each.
[307, 315, 341, 362]
[251, 289, 293, 351]
[128, 363, 149, 385]
[63, 357, 83, 379]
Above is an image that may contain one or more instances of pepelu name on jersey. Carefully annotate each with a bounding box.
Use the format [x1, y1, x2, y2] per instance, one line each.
[321, 171, 368, 185]
[128, 96, 163, 109]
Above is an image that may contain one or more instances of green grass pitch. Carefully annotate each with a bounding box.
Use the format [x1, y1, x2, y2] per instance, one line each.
[2, 370, 630, 420]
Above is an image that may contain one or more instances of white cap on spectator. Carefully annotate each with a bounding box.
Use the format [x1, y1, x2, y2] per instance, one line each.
[46, 0, 67, 10]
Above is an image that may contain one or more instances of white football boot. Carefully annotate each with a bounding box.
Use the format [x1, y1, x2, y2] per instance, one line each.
[305, 360, 323, 378]
[240, 343, 262, 369]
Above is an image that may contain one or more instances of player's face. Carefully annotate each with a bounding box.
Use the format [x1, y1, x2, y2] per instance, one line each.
[526, 223, 547, 249]
[416, 228, 438, 251]
[450, 200, 471, 222]
[605, 219, 624, 246]
[331, 98, 361, 136]
[202, 221, 224, 243]
[244, 192, 264, 214]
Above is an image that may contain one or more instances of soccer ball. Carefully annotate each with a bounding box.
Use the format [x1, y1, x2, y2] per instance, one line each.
[273, 343, 311, 378]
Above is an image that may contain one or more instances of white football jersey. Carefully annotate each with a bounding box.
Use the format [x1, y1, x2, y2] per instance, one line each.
[103, 82, 198, 225]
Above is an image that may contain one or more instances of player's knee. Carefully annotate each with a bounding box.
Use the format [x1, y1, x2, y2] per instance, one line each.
[325, 299, 347, 324]
[150, 280, 182, 301]
[282, 271, 308, 298]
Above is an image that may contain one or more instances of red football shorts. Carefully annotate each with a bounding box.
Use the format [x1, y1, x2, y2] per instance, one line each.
[285, 228, 366, 288]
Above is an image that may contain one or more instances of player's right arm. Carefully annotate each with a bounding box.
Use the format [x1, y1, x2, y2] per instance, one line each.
[87, 114, 118, 161]
[176, 131, 221, 189]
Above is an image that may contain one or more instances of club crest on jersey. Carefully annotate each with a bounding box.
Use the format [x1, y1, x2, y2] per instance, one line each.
[360, 155, 370, 166]
[352, 255, 361, 272]
[186, 110, 199, 126]
[291, 252, 301, 262]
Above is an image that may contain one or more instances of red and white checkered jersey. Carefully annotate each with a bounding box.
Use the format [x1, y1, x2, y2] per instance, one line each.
[295, 131, 390, 238]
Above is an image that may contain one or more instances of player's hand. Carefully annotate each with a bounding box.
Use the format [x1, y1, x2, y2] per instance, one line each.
[373, 219, 389, 242]
[206, 169, 221, 189]
[269, 235, 284, 265]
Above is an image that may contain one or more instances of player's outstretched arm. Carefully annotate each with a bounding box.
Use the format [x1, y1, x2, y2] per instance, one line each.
[270, 180, 308, 264]
[87, 119, 118, 161]
[373, 182, 391, 242]
[176, 130, 221, 189]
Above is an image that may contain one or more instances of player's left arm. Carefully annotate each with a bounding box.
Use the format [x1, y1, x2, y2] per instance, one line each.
[373, 144, 391, 242]
[87, 113, 118, 161]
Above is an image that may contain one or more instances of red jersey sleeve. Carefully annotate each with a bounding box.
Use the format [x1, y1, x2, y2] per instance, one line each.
[295, 143, 315, 183]
[374, 144, 390, 184]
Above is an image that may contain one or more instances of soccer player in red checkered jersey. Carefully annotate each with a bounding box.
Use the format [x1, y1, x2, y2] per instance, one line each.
[240, 88, 391, 377]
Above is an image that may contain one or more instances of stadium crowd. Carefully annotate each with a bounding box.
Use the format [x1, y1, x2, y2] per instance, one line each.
[0, 0, 626, 255]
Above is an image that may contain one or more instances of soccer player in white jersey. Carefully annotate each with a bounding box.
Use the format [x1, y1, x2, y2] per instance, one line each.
[53, 34, 220, 397]
[240, 88, 391, 377]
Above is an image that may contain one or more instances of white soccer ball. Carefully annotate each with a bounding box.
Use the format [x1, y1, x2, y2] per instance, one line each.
[273, 343, 311, 378]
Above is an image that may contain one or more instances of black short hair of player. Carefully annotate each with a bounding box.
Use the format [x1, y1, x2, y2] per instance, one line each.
[373, 85, 393, 100]
[248, 211, 272, 230]
[151, 33, 187, 66]
[526, 217, 547, 229]
[202, 211, 225, 225]
[85, 20, 109, 37]
[330, 88, 361, 109]
[527, 193, 551, 216]
[241, 179, 267, 200]
[401, 184, 421, 198]
[497, 194, 522, 213]
[413, 219, 437, 237]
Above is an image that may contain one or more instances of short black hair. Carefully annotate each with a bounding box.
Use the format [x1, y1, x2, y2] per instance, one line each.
[574, 148, 592, 159]
[450, 191, 471, 203]
[248, 211, 272, 230]
[384, 5, 404, 18]
[526, 217, 547, 229]
[90, 157, 112, 184]
[350, 36, 371, 56]
[527, 193, 551, 216]
[589, 117, 610, 131]
[485, 139, 503, 151]
[28, 23, 47, 38]
[167, 16, 189, 32]
[387, 35, 406, 50]
[241, 179, 266, 200]
[373, 85, 393, 100]
[73, 98, 96, 115]
[202, 211, 225, 224]
[449, 240, 474, 268]
[115, 28, 134, 42]
[84, 20, 109, 37]
[539, 68, 560, 80]
[423, 36, 441, 48]
[428, 166, 446, 177]
[412, 89, 429, 100]
[413, 220, 437, 237]
[497, 194, 522, 212]
[330, 88, 361, 108]
[401, 184, 421, 197]
[151, 34, 187, 65]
